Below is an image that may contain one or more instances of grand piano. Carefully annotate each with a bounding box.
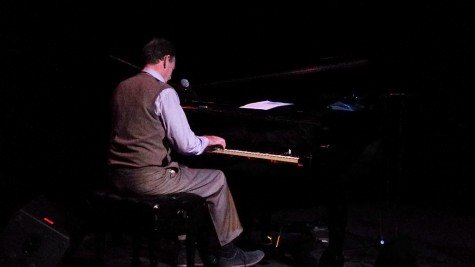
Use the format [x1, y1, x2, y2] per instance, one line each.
[172, 57, 384, 265]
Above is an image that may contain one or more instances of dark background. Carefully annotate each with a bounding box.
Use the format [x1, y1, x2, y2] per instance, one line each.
[1, 0, 474, 225]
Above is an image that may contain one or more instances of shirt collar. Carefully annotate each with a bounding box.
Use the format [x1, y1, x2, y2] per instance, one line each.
[142, 67, 165, 83]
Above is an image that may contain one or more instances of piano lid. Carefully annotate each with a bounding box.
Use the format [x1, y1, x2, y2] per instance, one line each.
[176, 57, 373, 114]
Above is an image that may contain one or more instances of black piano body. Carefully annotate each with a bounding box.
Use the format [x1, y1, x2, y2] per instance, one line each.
[176, 59, 384, 248]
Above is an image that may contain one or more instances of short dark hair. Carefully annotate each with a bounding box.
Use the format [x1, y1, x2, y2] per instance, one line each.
[142, 37, 176, 65]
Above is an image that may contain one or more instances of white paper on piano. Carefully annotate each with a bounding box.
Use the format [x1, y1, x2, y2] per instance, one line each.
[239, 100, 294, 110]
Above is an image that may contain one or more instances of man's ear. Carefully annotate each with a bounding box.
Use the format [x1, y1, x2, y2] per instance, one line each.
[163, 55, 169, 69]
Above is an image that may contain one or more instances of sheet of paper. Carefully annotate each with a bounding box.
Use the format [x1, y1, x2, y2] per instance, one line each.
[240, 100, 294, 110]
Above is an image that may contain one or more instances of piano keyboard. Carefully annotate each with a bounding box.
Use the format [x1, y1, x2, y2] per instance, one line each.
[207, 148, 300, 164]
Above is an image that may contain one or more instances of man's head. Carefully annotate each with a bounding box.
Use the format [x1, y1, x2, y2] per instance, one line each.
[142, 37, 176, 82]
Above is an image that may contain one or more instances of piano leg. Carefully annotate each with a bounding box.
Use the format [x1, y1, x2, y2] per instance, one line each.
[318, 138, 384, 267]
[319, 202, 346, 267]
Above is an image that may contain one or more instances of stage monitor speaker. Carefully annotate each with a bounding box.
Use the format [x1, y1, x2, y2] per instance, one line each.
[0, 195, 70, 267]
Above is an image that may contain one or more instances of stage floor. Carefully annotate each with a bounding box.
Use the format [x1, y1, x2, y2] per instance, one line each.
[53, 199, 475, 267]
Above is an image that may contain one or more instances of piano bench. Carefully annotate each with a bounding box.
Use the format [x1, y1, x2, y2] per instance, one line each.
[88, 190, 207, 267]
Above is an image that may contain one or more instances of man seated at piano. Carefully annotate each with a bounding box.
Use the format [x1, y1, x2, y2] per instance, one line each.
[107, 37, 265, 267]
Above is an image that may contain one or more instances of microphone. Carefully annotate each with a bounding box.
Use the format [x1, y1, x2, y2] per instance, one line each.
[180, 78, 190, 89]
[174, 78, 200, 104]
